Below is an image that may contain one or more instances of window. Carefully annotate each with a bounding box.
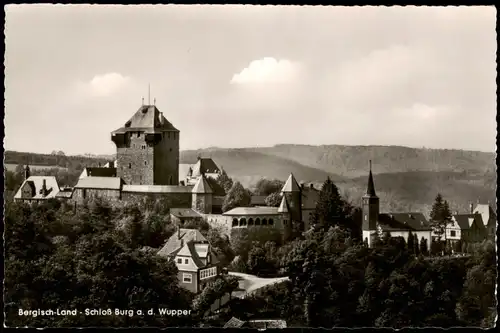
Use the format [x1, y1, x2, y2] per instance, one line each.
[200, 267, 217, 280]
[144, 161, 147, 165]
[177, 258, 182, 264]
[183, 273, 192, 283]
[262, 219, 267, 225]
[170, 148, 172, 152]
[168, 132, 171, 139]
[255, 218, 261, 225]
[232, 218, 238, 227]
[82, 189, 87, 199]
[248, 218, 254, 226]
[184, 259, 189, 264]
[364, 215, 367, 221]
[240, 218, 247, 226]
[450, 230, 456, 237]
[284, 220, 288, 225]
[128, 163, 132, 169]
[173, 132, 176, 140]
[268, 219, 274, 226]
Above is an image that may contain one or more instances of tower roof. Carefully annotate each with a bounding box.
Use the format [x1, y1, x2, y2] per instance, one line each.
[112, 104, 179, 134]
[192, 174, 213, 194]
[278, 195, 290, 213]
[365, 160, 377, 197]
[281, 173, 301, 193]
[191, 158, 220, 177]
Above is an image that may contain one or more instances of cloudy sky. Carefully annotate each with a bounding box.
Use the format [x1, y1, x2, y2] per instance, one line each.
[4, 5, 497, 155]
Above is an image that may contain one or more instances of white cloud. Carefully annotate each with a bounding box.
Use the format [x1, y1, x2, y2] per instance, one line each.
[230, 57, 298, 84]
[86, 72, 132, 97]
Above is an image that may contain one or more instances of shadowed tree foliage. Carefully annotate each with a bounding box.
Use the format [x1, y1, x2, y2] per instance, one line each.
[253, 178, 285, 196]
[222, 181, 252, 213]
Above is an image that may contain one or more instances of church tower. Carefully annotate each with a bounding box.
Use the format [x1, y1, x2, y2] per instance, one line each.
[278, 194, 292, 241]
[280, 173, 303, 230]
[111, 103, 179, 185]
[362, 160, 380, 247]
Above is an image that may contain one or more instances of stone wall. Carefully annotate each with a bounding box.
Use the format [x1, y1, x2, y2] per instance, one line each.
[71, 188, 121, 205]
[154, 130, 179, 185]
[115, 131, 155, 185]
[121, 191, 192, 208]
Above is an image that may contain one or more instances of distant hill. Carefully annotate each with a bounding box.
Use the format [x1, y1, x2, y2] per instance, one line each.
[180, 149, 345, 189]
[248, 144, 495, 178]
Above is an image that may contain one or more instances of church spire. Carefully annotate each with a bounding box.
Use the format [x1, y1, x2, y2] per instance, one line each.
[366, 160, 377, 197]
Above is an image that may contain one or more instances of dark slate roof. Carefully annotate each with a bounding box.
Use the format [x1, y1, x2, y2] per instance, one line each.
[170, 208, 202, 219]
[74, 177, 123, 190]
[85, 167, 117, 178]
[192, 158, 221, 176]
[157, 228, 208, 258]
[365, 161, 377, 197]
[378, 213, 432, 231]
[224, 317, 246, 328]
[452, 214, 484, 230]
[112, 105, 179, 134]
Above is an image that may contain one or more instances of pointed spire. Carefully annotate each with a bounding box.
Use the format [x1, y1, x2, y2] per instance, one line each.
[281, 173, 301, 193]
[366, 160, 377, 197]
[192, 174, 213, 194]
[278, 195, 290, 213]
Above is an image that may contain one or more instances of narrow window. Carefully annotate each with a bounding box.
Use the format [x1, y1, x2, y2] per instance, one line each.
[177, 258, 182, 264]
[184, 259, 189, 264]
[144, 161, 147, 165]
[168, 132, 170, 139]
[128, 163, 132, 169]
[173, 132, 176, 140]
[269, 219, 274, 226]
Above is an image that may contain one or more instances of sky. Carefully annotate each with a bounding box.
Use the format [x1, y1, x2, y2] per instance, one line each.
[4, 5, 497, 155]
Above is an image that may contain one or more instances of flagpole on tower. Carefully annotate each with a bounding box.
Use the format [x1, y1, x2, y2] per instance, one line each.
[148, 84, 151, 105]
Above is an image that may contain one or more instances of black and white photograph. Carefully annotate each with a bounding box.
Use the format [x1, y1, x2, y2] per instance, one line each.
[3, 4, 497, 328]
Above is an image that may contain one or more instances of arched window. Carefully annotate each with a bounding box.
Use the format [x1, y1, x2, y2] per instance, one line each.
[268, 218, 274, 226]
[248, 218, 254, 226]
[262, 218, 267, 225]
[239, 218, 247, 226]
[168, 175, 173, 185]
[232, 218, 238, 227]
[255, 218, 261, 225]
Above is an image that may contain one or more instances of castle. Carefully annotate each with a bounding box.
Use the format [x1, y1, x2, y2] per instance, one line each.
[14, 102, 310, 242]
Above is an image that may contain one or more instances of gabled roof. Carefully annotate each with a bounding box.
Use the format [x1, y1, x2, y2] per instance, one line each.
[191, 158, 221, 177]
[170, 208, 202, 219]
[378, 213, 432, 231]
[74, 177, 123, 190]
[81, 167, 117, 178]
[278, 195, 289, 213]
[473, 204, 496, 226]
[223, 206, 280, 216]
[281, 173, 301, 193]
[176, 242, 206, 270]
[191, 174, 213, 194]
[452, 214, 484, 230]
[157, 228, 208, 258]
[14, 176, 60, 200]
[224, 317, 246, 328]
[112, 105, 179, 134]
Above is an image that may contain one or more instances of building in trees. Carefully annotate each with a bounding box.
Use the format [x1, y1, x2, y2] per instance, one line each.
[361, 160, 433, 249]
[472, 202, 497, 240]
[14, 166, 64, 203]
[446, 212, 488, 247]
[179, 157, 222, 186]
[157, 227, 221, 293]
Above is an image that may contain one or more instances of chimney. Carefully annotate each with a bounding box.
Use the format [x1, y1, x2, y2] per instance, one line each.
[42, 179, 47, 196]
[24, 165, 31, 180]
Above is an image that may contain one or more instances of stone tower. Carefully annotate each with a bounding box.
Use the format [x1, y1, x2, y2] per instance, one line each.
[280, 173, 302, 230]
[362, 160, 380, 247]
[191, 174, 213, 214]
[278, 194, 292, 241]
[111, 104, 179, 185]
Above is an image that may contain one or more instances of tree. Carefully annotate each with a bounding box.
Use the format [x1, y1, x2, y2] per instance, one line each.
[429, 194, 453, 245]
[247, 246, 268, 275]
[216, 168, 234, 194]
[254, 178, 285, 196]
[420, 237, 428, 256]
[414, 234, 420, 256]
[461, 241, 467, 254]
[407, 231, 414, 254]
[265, 192, 282, 207]
[311, 177, 351, 231]
[222, 182, 251, 213]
